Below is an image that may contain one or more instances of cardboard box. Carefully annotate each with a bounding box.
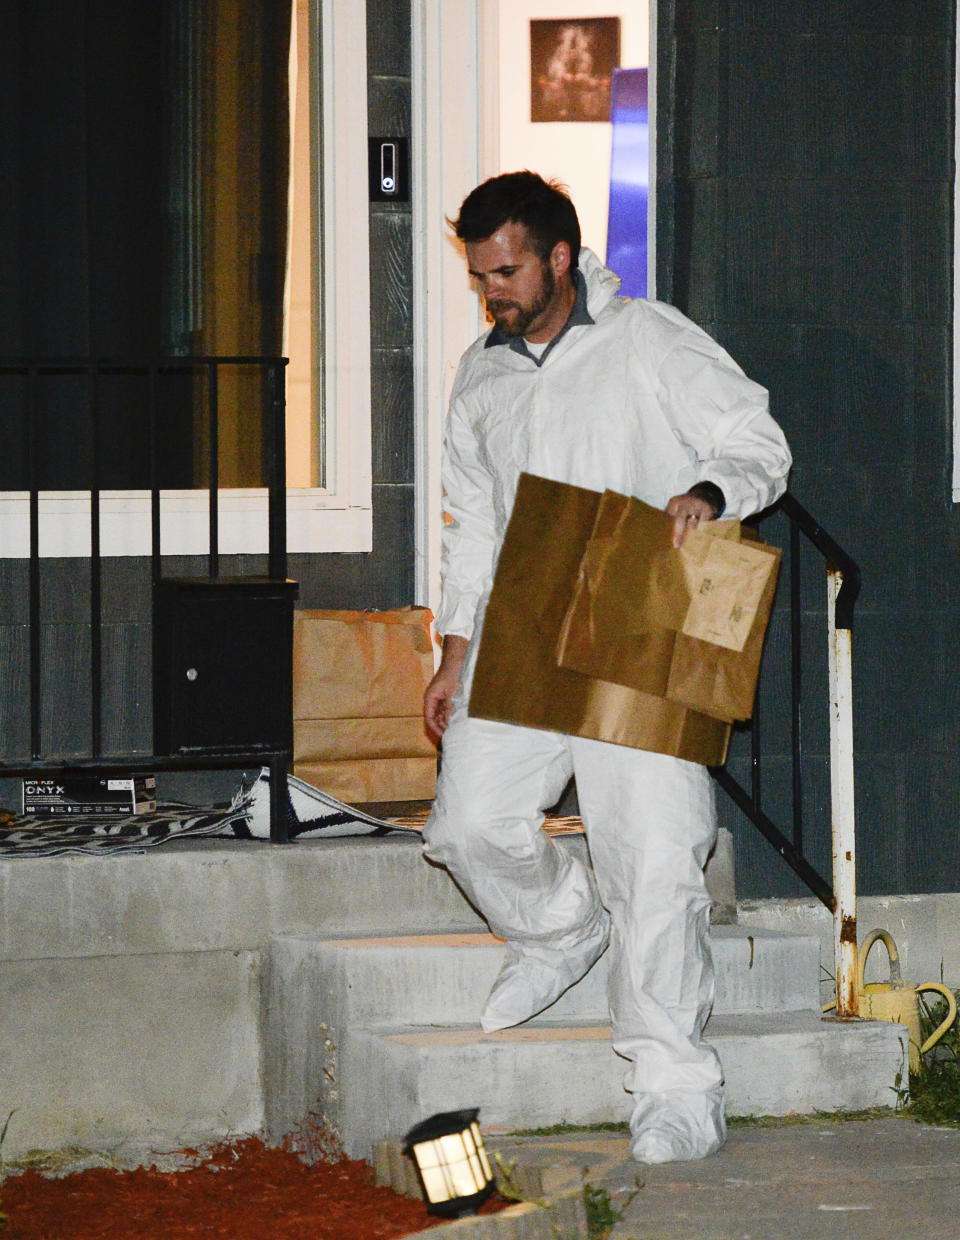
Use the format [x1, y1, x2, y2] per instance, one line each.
[469, 473, 732, 766]
[22, 775, 157, 817]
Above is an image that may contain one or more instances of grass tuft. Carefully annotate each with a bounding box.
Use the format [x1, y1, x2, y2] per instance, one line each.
[902, 988, 960, 1126]
[509, 1121, 629, 1138]
[583, 1175, 642, 1240]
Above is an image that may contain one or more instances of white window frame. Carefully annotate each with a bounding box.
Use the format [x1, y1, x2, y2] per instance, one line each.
[411, 0, 491, 612]
[0, 0, 372, 559]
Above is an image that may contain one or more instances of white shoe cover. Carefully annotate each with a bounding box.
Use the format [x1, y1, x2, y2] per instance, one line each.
[628, 1087, 726, 1164]
[480, 912, 610, 1033]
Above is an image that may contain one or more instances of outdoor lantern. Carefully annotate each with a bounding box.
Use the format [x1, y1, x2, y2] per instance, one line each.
[403, 1107, 496, 1217]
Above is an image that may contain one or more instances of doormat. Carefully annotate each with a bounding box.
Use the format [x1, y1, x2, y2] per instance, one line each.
[0, 770, 415, 858]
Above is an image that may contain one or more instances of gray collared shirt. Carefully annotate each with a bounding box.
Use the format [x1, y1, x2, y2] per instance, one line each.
[484, 269, 595, 367]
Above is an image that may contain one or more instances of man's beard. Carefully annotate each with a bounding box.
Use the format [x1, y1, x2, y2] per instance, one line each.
[487, 263, 555, 338]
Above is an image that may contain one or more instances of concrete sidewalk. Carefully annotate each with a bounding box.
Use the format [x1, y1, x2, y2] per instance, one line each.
[483, 1115, 960, 1240]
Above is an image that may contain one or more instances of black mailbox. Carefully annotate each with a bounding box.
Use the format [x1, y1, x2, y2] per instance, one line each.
[153, 577, 299, 756]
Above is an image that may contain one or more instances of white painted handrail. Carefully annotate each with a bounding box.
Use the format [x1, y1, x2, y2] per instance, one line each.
[828, 566, 859, 1018]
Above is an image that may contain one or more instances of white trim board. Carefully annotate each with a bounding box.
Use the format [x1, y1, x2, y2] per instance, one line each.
[411, 0, 490, 612]
[0, 489, 371, 558]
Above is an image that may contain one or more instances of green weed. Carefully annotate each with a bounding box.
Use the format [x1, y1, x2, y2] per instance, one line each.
[728, 1106, 902, 1129]
[904, 988, 960, 1126]
[583, 1175, 642, 1240]
[510, 1121, 629, 1137]
[512, 1108, 903, 1138]
[492, 1148, 641, 1238]
[491, 1151, 542, 1205]
[583, 1181, 619, 1238]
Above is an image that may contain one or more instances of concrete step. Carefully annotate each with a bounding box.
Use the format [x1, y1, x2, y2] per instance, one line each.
[329, 1014, 907, 1158]
[0, 835, 489, 964]
[266, 925, 821, 1030]
[262, 927, 886, 1160]
[258, 853, 906, 1170]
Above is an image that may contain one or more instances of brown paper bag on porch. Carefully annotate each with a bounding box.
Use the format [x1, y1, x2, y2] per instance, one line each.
[293, 607, 437, 802]
[468, 473, 731, 765]
[555, 491, 780, 722]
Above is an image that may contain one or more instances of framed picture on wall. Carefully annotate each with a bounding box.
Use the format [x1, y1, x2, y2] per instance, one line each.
[530, 18, 621, 122]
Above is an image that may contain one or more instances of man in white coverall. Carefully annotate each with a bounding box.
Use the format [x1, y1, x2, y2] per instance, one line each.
[422, 172, 791, 1164]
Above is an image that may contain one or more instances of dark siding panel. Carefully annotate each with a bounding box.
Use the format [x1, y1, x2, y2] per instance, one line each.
[671, 30, 723, 180]
[0, 561, 29, 624]
[368, 74, 411, 137]
[366, 0, 411, 78]
[369, 213, 413, 350]
[100, 621, 153, 755]
[0, 624, 31, 760]
[676, 1, 950, 34]
[372, 347, 415, 484]
[663, 0, 956, 897]
[39, 621, 91, 756]
[101, 557, 153, 618]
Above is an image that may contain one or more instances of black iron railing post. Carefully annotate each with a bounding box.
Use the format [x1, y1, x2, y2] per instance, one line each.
[88, 364, 103, 758]
[267, 358, 288, 583]
[149, 362, 162, 580]
[28, 366, 41, 760]
[789, 519, 803, 852]
[207, 360, 220, 579]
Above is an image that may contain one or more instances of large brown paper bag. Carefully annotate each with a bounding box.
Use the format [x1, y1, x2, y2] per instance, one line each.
[555, 491, 780, 722]
[293, 607, 437, 802]
[468, 473, 731, 765]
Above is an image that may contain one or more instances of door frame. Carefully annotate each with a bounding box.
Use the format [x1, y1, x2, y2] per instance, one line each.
[410, 1, 657, 608]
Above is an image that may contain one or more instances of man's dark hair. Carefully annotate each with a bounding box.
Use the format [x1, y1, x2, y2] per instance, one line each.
[451, 171, 581, 269]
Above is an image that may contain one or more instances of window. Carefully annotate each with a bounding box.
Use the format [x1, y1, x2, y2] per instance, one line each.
[0, 0, 372, 558]
[284, 0, 372, 552]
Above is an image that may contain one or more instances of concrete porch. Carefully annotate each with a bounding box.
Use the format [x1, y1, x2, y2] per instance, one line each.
[1, 831, 955, 1168]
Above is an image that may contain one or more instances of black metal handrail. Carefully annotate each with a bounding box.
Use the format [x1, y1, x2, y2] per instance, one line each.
[709, 490, 861, 911]
[0, 355, 288, 580]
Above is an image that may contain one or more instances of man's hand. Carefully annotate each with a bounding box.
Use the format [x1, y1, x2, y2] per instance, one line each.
[665, 483, 725, 549]
[423, 634, 468, 741]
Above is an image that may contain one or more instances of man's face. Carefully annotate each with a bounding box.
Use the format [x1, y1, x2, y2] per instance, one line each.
[465, 222, 561, 341]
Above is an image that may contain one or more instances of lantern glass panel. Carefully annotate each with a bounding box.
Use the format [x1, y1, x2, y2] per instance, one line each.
[437, 1133, 485, 1196]
[471, 1122, 493, 1179]
[415, 1150, 452, 1204]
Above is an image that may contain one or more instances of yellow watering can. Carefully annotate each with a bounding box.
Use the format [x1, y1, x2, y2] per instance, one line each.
[832, 929, 958, 1071]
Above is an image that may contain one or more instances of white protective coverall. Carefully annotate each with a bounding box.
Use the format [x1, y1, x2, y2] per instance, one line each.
[423, 249, 791, 1163]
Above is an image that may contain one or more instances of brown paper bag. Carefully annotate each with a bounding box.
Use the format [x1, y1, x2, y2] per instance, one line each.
[555, 491, 780, 722]
[293, 607, 437, 802]
[468, 474, 731, 765]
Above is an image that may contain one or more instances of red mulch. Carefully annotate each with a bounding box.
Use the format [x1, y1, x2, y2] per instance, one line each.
[0, 1136, 509, 1239]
